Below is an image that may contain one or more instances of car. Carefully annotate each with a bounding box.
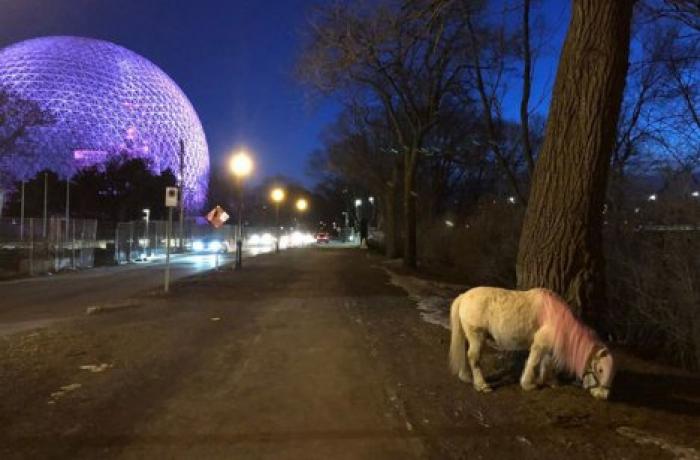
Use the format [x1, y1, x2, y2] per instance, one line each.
[315, 231, 330, 244]
[191, 236, 229, 253]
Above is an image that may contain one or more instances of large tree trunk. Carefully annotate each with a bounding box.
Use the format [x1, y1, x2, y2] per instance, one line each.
[516, 0, 634, 325]
[383, 187, 398, 258]
[403, 151, 417, 268]
[383, 163, 402, 258]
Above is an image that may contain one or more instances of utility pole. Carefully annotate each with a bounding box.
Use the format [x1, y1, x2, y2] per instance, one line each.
[20, 180, 25, 240]
[236, 178, 243, 269]
[165, 206, 172, 292]
[65, 177, 70, 260]
[43, 172, 48, 238]
[164, 186, 178, 293]
[179, 139, 185, 252]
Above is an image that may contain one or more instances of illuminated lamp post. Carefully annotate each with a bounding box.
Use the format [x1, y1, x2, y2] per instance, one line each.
[295, 198, 308, 234]
[270, 187, 285, 253]
[230, 151, 253, 269]
[143, 208, 150, 257]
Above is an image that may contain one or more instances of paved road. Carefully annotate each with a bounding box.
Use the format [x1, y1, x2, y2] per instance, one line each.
[0, 248, 698, 459]
[0, 250, 268, 335]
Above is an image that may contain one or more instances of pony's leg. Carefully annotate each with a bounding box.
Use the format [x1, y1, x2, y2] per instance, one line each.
[458, 368, 472, 383]
[520, 344, 545, 391]
[538, 353, 559, 387]
[458, 347, 472, 384]
[465, 327, 491, 393]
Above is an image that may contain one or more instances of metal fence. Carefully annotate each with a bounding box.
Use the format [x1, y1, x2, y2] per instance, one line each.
[113, 219, 238, 264]
[0, 217, 97, 278]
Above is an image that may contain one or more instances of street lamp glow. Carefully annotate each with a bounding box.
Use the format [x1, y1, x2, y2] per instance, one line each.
[692, 191, 699, 198]
[270, 187, 285, 203]
[296, 198, 308, 211]
[648, 194, 657, 201]
[354, 198, 362, 207]
[368, 196, 375, 204]
[230, 151, 253, 178]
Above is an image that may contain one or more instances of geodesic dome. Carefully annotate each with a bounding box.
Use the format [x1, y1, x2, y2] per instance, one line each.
[0, 36, 209, 210]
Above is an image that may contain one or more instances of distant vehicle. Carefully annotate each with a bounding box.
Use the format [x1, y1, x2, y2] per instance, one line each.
[315, 231, 330, 244]
[192, 236, 229, 253]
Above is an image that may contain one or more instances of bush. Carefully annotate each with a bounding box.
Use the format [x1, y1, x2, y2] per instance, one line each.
[605, 225, 700, 371]
[418, 199, 523, 287]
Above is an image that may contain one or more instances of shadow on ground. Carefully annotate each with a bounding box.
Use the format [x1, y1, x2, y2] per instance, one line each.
[612, 369, 700, 416]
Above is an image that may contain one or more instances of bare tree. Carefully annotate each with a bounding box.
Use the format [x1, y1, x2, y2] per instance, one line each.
[298, 0, 470, 267]
[464, 9, 530, 204]
[516, 0, 635, 323]
[312, 105, 403, 256]
[0, 87, 54, 158]
[520, 0, 535, 176]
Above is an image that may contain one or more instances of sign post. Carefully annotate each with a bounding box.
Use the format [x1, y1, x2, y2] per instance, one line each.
[164, 186, 178, 293]
[206, 205, 229, 270]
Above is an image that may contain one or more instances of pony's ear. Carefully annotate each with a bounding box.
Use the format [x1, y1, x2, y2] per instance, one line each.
[596, 348, 609, 358]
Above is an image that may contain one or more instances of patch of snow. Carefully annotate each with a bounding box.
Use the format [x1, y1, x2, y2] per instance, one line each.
[48, 383, 82, 404]
[380, 266, 467, 330]
[79, 363, 111, 373]
[616, 426, 699, 460]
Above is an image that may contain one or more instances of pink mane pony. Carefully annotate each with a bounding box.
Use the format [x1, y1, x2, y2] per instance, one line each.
[449, 286, 616, 399]
[536, 289, 601, 379]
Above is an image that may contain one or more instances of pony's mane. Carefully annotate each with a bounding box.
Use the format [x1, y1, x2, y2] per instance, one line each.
[536, 289, 601, 378]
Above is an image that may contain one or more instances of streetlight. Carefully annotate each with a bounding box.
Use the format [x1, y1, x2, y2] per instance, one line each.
[230, 150, 254, 269]
[295, 198, 308, 231]
[296, 198, 308, 212]
[354, 199, 362, 238]
[270, 187, 285, 253]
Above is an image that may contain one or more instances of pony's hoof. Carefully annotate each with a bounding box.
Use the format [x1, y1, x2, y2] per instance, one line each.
[520, 381, 538, 391]
[475, 384, 492, 393]
[458, 370, 472, 383]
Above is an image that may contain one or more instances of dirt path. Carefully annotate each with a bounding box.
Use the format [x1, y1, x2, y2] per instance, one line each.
[0, 248, 698, 459]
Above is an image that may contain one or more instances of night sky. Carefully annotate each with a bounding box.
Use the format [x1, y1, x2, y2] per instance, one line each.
[0, 0, 569, 187]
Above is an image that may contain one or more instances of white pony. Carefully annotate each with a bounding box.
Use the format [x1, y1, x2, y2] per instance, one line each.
[449, 287, 615, 400]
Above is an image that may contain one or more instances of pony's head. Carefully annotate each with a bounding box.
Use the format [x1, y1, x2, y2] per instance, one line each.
[582, 347, 616, 400]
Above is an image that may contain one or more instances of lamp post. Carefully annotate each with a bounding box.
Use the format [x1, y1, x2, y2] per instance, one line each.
[270, 187, 285, 253]
[295, 198, 308, 237]
[143, 208, 150, 257]
[230, 151, 253, 269]
[354, 198, 362, 239]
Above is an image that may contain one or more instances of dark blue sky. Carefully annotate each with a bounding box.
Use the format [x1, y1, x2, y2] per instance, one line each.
[1, 0, 569, 186]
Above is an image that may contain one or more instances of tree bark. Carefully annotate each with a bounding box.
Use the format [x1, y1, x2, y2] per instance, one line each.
[382, 160, 402, 258]
[403, 150, 417, 268]
[516, 0, 634, 325]
[383, 189, 398, 258]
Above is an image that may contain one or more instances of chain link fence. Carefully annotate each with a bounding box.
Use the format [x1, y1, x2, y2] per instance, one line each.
[113, 219, 238, 264]
[0, 217, 97, 279]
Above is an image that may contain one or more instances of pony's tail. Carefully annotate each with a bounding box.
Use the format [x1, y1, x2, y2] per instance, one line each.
[449, 295, 466, 376]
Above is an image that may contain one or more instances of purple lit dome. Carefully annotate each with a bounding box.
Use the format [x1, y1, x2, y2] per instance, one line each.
[0, 36, 209, 210]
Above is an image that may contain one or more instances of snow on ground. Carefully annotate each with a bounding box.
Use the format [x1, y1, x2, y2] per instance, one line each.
[379, 262, 467, 329]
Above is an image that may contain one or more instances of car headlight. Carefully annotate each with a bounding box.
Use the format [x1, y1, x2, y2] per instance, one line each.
[193, 240, 204, 251]
[208, 241, 222, 251]
[248, 234, 261, 245]
[261, 233, 275, 245]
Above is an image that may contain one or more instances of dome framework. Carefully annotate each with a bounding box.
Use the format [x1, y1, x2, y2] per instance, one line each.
[0, 36, 209, 210]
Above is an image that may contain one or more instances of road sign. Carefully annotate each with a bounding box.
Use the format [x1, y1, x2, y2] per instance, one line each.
[206, 205, 230, 229]
[165, 187, 178, 207]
